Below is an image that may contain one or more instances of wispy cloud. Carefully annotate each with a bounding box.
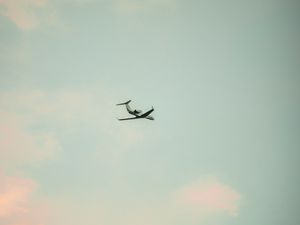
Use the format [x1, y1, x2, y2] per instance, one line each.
[0, 0, 47, 30]
[0, 88, 145, 167]
[173, 177, 241, 217]
[0, 110, 61, 170]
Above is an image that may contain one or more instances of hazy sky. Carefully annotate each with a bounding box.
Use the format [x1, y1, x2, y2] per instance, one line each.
[0, 0, 299, 225]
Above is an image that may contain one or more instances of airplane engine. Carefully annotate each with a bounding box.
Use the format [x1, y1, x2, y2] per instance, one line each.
[134, 109, 142, 114]
[146, 116, 154, 120]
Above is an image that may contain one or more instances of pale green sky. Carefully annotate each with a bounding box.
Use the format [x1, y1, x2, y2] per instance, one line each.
[0, 1, 299, 225]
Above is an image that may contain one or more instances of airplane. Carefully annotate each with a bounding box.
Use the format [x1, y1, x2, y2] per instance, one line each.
[116, 100, 154, 121]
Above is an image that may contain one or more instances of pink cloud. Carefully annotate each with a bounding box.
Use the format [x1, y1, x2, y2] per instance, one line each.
[0, 172, 50, 225]
[0, 172, 36, 218]
[0, 0, 46, 30]
[174, 177, 241, 216]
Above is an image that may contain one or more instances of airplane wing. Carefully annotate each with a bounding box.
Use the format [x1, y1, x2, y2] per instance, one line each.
[139, 107, 154, 118]
[117, 117, 140, 121]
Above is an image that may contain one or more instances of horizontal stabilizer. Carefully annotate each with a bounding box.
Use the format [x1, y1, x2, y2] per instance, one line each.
[116, 100, 131, 106]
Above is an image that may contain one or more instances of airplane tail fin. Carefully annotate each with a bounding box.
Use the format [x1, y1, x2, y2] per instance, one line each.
[116, 100, 131, 106]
